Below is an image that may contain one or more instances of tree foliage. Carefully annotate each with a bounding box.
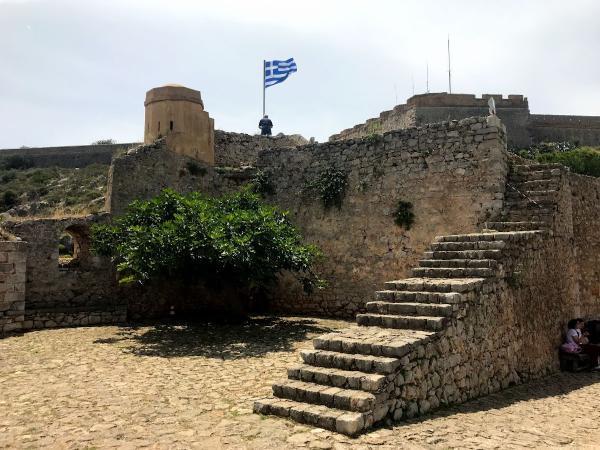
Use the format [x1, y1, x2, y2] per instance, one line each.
[91, 188, 323, 293]
[536, 147, 600, 178]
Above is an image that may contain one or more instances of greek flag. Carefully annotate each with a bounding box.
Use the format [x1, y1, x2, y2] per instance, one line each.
[264, 58, 297, 88]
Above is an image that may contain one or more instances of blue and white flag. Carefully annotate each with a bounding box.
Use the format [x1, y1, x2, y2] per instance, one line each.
[264, 58, 297, 88]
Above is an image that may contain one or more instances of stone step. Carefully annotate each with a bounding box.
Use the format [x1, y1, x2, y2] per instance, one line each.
[430, 240, 506, 251]
[312, 327, 435, 359]
[435, 230, 544, 243]
[287, 365, 387, 393]
[505, 189, 558, 200]
[272, 379, 378, 412]
[515, 180, 560, 190]
[502, 199, 556, 210]
[511, 163, 563, 171]
[424, 249, 502, 260]
[375, 290, 463, 304]
[500, 212, 554, 222]
[300, 349, 402, 374]
[356, 313, 447, 331]
[366, 301, 453, 317]
[385, 277, 485, 293]
[484, 221, 546, 232]
[509, 169, 561, 181]
[412, 267, 495, 278]
[253, 397, 369, 436]
[419, 258, 498, 268]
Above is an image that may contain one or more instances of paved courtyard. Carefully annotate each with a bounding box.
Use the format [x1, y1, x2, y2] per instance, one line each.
[1, 316, 599, 449]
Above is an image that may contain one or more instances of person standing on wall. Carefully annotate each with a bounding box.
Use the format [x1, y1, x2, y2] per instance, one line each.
[259, 115, 273, 136]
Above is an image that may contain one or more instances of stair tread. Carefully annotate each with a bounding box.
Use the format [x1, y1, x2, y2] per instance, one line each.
[358, 313, 446, 321]
[253, 397, 367, 435]
[375, 290, 463, 304]
[385, 277, 486, 293]
[288, 364, 387, 393]
[300, 349, 402, 373]
[272, 379, 377, 412]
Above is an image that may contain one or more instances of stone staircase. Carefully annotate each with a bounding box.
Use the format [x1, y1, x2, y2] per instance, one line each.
[253, 161, 562, 435]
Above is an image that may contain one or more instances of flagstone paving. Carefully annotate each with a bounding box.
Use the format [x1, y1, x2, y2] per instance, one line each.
[1, 317, 599, 449]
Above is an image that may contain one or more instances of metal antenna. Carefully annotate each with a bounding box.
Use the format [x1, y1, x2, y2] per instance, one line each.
[412, 75, 415, 96]
[447, 34, 452, 94]
[426, 62, 429, 93]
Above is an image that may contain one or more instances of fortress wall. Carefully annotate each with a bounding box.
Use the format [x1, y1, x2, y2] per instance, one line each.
[0, 241, 27, 334]
[329, 94, 531, 148]
[214, 130, 307, 167]
[569, 173, 600, 315]
[259, 116, 508, 317]
[329, 104, 415, 142]
[0, 143, 138, 168]
[529, 114, 600, 145]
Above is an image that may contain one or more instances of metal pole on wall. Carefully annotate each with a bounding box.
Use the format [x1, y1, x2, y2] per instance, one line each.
[447, 35, 452, 94]
[262, 60, 266, 116]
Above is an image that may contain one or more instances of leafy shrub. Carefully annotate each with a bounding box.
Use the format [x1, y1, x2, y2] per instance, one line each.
[250, 169, 276, 196]
[1, 190, 18, 209]
[394, 200, 415, 230]
[91, 188, 323, 294]
[0, 171, 16, 184]
[536, 147, 600, 177]
[2, 155, 34, 170]
[364, 133, 383, 145]
[92, 139, 116, 145]
[185, 161, 207, 176]
[305, 167, 348, 209]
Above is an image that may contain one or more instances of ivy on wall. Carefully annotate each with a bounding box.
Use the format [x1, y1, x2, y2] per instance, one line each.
[394, 200, 415, 230]
[304, 167, 348, 209]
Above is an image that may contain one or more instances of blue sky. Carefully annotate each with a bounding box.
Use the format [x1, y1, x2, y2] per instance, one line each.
[1, 0, 599, 148]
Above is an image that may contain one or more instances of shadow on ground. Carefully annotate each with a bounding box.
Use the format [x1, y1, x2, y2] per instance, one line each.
[94, 316, 342, 359]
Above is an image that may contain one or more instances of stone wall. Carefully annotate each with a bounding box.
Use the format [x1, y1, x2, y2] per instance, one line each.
[0, 241, 27, 334]
[214, 130, 307, 167]
[568, 172, 600, 315]
[0, 143, 138, 168]
[1, 216, 125, 330]
[260, 116, 508, 317]
[330, 92, 600, 149]
[529, 114, 600, 146]
[106, 139, 256, 217]
[329, 93, 531, 148]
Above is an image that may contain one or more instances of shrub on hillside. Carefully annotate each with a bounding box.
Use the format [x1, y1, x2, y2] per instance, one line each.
[1, 155, 34, 170]
[91, 188, 323, 295]
[536, 147, 600, 177]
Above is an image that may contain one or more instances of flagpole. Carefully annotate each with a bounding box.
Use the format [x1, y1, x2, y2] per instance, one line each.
[447, 35, 452, 94]
[262, 60, 266, 116]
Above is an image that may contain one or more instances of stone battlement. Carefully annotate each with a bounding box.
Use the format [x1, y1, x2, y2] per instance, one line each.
[407, 92, 528, 108]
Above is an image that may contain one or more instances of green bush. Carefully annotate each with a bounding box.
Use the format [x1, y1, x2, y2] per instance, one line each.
[2, 155, 34, 170]
[536, 147, 600, 177]
[250, 169, 276, 196]
[1, 190, 18, 209]
[185, 161, 207, 176]
[394, 200, 415, 230]
[305, 167, 348, 209]
[91, 188, 323, 294]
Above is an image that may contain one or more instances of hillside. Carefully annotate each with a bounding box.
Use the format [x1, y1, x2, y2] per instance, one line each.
[0, 163, 109, 218]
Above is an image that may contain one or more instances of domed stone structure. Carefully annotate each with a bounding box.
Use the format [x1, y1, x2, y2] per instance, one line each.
[144, 84, 214, 164]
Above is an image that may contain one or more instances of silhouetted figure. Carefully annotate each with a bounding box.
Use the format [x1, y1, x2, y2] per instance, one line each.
[259, 115, 273, 136]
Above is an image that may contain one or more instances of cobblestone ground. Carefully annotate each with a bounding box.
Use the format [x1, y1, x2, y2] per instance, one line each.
[1, 316, 599, 449]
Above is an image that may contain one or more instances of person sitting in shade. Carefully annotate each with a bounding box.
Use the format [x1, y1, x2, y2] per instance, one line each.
[259, 115, 273, 136]
[563, 318, 600, 370]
